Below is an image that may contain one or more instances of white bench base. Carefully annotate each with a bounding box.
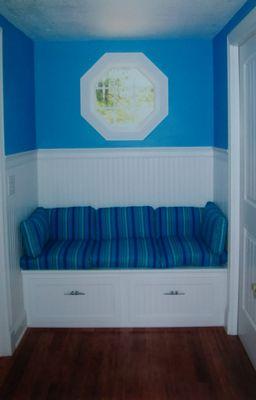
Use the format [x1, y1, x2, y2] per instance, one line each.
[22, 269, 227, 328]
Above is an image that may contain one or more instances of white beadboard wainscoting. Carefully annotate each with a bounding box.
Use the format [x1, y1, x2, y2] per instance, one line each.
[37, 147, 220, 208]
[5, 150, 38, 349]
[214, 148, 228, 215]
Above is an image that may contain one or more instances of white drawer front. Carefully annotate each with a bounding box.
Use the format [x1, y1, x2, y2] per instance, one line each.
[25, 277, 121, 327]
[128, 276, 226, 326]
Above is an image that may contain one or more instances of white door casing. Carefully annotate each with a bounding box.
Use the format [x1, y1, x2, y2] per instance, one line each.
[238, 32, 256, 369]
[0, 28, 12, 356]
[227, 6, 256, 337]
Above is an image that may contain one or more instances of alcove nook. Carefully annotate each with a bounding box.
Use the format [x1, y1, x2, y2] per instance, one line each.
[1, 2, 255, 376]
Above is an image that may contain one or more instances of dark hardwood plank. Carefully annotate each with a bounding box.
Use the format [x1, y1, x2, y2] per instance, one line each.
[0, 327, 256, 400]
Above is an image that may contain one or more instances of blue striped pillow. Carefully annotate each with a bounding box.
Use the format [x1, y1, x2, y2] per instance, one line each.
[94, 206, 155, 240]
[155, 207, 204, 238]
[49, 207, 96, 240]
[20, 207, 49, 258]
[201, 202, 228, 255]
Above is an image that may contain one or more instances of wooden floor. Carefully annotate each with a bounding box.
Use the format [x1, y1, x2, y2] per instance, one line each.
[0, 328, 256, 400]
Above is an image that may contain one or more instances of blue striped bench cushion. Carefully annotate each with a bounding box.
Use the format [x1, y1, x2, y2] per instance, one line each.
[20, 239, 160, 270]
[20, 240, 94, 270]
[90, 238, 161, 269]
[158, 237, 227, 267]
[20, 237, 227, 270]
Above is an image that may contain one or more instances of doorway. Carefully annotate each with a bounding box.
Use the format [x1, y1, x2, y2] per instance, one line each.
[228, 8, 256, 368]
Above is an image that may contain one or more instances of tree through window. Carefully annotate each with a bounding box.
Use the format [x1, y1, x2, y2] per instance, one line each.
[95, 68, 155, 128]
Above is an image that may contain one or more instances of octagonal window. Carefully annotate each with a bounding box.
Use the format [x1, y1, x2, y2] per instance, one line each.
[81, 53, 168, 140]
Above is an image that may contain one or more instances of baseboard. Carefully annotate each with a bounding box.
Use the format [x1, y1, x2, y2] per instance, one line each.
[10, 311, 27, 351]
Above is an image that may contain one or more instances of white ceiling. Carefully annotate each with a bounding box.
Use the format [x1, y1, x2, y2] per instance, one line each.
[0, 0, 247, 40]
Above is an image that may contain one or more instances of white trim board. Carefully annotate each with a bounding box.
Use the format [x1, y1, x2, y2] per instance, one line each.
[0, 28, 12, 356]
[6, 147, 225, 159]
[5, 150, 37, 169]
[37, 146, 216, 159]
[227, 6, 256, 335]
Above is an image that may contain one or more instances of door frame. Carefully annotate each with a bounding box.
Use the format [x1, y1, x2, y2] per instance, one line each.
[0, 27, 12, 356]
[227, 7, 256, 334]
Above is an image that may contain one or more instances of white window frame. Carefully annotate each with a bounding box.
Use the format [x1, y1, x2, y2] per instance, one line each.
[80, 53, 168, 140]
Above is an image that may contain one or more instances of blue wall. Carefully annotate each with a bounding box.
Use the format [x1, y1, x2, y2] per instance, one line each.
[0, 15, 36, 155]
[1, 1, 256, 153]
[35, 39, 214, 148]
[213, 0, 256, 149]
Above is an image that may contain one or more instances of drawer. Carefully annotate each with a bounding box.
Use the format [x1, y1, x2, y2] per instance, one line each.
[128, 274, 227, 326]
[24, 276, 121, 327]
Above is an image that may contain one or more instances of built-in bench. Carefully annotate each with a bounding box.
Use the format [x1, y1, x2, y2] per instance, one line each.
[20, 202, 228, 327]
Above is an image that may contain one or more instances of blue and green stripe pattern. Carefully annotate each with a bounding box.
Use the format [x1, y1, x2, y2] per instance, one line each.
[90, 238, 160, 269]
[48, 207, 95, 240]
[201, 202, 228, 255]
[20, 203, 228, 270]
[94, 206, 155, 240]
[20, 207, 49, 258]
[155, 207, 204, 238]
[20, 240, 94, 270]
[158, 237, 227, 268]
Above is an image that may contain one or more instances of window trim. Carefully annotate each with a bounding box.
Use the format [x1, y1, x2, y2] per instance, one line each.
[80, 52, 169, 140]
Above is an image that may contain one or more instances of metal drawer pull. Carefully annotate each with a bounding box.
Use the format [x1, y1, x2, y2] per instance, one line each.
[163, 290, 185, 296]
[64, 290, 85, 296]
